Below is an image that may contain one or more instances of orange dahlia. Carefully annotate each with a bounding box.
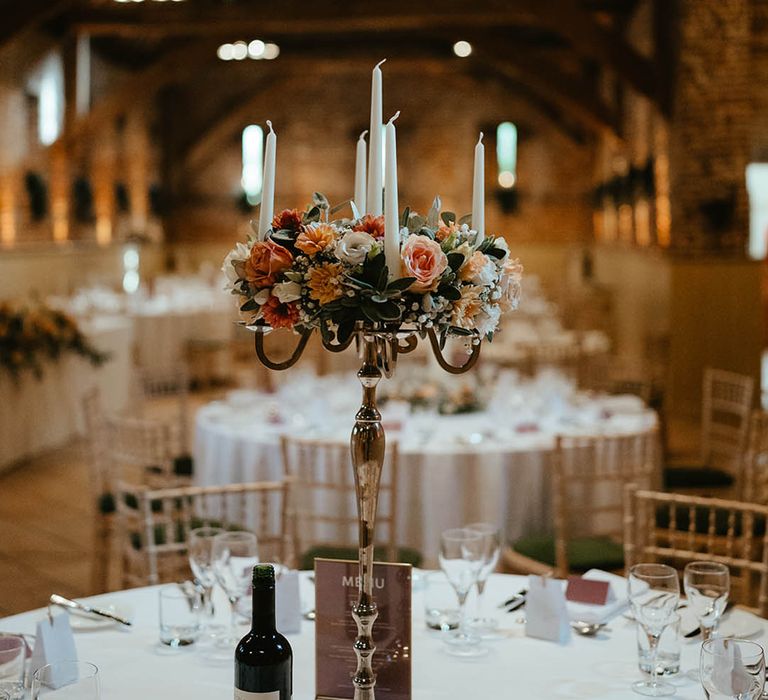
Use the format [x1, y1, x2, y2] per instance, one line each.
[261, 295, 299, 329]
[271, 208, 303, 232]
[353, 214, 385, 239]
[295, 222, 336, 256]
[307, 262, 345, 305]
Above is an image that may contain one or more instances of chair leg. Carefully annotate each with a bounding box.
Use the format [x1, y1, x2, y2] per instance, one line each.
[92, 516, 111, 594]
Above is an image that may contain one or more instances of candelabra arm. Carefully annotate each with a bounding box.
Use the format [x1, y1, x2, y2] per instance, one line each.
[253, 326, 312, 370]
[426, 327, 482, 374]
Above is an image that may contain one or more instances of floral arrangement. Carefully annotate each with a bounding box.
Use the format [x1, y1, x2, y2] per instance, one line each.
[0, 302, 109, 378]
[223, 194, 522, 346]
[380, 373, 487, 415]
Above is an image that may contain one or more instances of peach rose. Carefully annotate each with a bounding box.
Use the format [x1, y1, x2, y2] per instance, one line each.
[400, 234, 448, 292]
[244, 239, 293, 289]
[295, 222, 336, 256]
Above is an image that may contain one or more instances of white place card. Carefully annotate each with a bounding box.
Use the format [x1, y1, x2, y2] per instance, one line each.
[525, 575, 571, 644]
[276, 570, 301, 634]
[29, 612, 78, 683]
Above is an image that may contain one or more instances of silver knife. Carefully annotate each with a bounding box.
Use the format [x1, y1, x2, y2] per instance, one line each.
[49, 594, 132, 627]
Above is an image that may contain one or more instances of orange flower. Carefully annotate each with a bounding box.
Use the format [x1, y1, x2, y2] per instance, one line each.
[245, 239, 293, 289]
[261, 295, 299, 329]
[459, 250, 488, 282]
[451, 285, 483, 329]
[295, 223, 336, 256]
[271, 208, 303, 232]
[307, 262, 345, 305]
[435, 223, 456, 242]
[401, 234, 448, 292]
[353, 214, 385, 239]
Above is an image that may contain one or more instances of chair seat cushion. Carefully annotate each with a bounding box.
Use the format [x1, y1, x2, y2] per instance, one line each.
[299, 545, 423, 571]
[663, 465, 734, 489]
[510, 534, 625, 571]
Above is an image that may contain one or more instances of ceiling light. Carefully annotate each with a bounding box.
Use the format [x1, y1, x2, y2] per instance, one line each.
[498, 171, 516, 188]
[232, 41, 248, 60]
[248, 40, 266, 59]
[263, 43, 280, 60]
[453, 40, 472, 58]
[217, 43, 235, 61]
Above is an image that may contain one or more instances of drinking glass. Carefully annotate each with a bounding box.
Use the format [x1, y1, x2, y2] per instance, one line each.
[423, 571, 460, 631]
[684, 561, 730, 641]
[628, 563, 680, 697]
[465, 522, 501, 635]
[637, 613, 681, 677]
[438, 527, 487, 657]
[159, 584, 201, 647]
[31, 661, 100, 699]
[211, 531, 258, 646]
[0, 635, 25, 699]
[188, 526, 226, 637]
[700, 638, 765, 700]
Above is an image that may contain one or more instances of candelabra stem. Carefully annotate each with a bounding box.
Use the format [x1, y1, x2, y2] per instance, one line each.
[350, 331, 386, 700]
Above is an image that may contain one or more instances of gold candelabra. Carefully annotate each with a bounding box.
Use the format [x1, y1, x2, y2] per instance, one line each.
[253, 321, 480, 700]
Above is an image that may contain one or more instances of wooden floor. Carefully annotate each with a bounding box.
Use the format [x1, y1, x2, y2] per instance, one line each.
[0, 383, 700, 618]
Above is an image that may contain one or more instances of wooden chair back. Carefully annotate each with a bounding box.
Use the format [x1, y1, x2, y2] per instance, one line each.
[623, 486, 768, 616]
[701, 368, 754, 474]
[742, 410, 768, 504]
[117, 479, 292, 587]
[280, 435, 399, 562]
[551, 427, 660, 576]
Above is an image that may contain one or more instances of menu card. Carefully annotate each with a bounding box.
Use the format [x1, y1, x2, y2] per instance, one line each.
[315, 558, 411, 700]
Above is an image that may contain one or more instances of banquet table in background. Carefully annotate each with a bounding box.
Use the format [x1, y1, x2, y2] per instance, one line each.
[194, 370, 657, 564]
[0, 315, 133, 471]
[0, 572, 752, 699]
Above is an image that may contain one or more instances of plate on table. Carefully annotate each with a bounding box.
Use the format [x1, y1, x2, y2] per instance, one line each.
[65, 602, 132, 631]
[717, 610, 763, 640]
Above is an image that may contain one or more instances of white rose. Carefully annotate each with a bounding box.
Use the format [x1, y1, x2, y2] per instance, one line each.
[472, 259, 498, 287]
[475, 304, 502, 337]
[335, 231, 376, 265]
[221, 242, 250, 286]
[273, 280, 302, 303]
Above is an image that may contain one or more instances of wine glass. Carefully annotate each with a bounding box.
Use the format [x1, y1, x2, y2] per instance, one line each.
[438, 527, 487, 658]
[628, 563, 680, 697]
[465, 522, 501, 636]
[684, 561, 730, 641]
[701, 638, 765, 700]
[32, 661, 100, 699]
[211, 531, 259, 647]
[188, 526, 226, 638]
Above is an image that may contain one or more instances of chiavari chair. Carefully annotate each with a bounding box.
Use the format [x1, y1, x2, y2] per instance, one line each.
[624, 485, 768, 616]
[741, 410, 768, 504]
[504, 427, 660, 577]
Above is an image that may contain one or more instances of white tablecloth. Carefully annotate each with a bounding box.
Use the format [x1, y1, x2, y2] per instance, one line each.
[0, 573, 756, 699]
[0, 317, 133, 471]
[194, 372, 656, 564]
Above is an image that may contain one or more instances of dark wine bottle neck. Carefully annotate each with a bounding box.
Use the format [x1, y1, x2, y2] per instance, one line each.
[252, 582, 276, 631]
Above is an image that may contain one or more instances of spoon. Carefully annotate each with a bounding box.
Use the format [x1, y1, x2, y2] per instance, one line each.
[570, 620, 606, 636]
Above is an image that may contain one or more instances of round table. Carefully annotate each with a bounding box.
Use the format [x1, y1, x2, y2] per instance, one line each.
[194, 371, 657, 564]
[0, 572, 754, 699]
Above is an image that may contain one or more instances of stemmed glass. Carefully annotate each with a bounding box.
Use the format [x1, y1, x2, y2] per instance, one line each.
[628, 563, 680, 697]
[684, 561, 730, 641]
[188, 526, 226, 640]
[211, 531, 259, 647]
[438, 527, 487, 657]
[465, 522, 501, 636]
[31, 661, 100, 699]
[700, 638, 765, 700]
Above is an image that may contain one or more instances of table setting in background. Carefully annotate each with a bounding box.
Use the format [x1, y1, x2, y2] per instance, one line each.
[194, 367, 657, 564]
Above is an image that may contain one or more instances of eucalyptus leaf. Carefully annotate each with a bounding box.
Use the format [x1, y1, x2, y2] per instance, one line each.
[386, 277, 416, 292]
[303, 206, 321, 223]
[485, 246, 506, 259]
[426, 195, 441, 228]
[313, 192, 330, 209]
[408, 214, 426, 233]
[447, 252, 465, 272]
[448, 326, 473, 337]
[361, 298, 381, 322]
[350, 201, 361, 220]
[400, 206, 410, 228]
[337, 318, 357, 345]
[240, 299, 260, 312]
[329, 199, 351, 215]
[377, 300, 402, 320]
[439, 285, 462, 301]
[458, 213, 472, 226]
[440, 211, 456, 226]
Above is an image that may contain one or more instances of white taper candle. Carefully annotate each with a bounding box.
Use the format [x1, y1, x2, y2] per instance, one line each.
[366, 59, 385, 217]
[354, 130, 367, 217]
[472, 132, 485, 245]
[258, 120, 276, 240]
[384, 111, 401, 278]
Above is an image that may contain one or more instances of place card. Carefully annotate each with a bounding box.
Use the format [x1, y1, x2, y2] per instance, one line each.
[525, 575, 571, 644]
[29, 612, 78, 682]
[276, 569, 301, 634]
[566, 576, 613, 606]
[314, 558, 411, 700]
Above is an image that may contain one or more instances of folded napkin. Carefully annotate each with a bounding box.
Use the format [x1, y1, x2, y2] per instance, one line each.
[710, 639, 754, 696]
[565, 569, 629, 624]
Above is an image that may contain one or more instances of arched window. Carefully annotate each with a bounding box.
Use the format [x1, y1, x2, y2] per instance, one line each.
[242, 124, 264, 205]
[496, 121, 517, 189]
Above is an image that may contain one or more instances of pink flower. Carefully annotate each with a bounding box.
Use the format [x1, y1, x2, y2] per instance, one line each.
[400, 234, 448, 292]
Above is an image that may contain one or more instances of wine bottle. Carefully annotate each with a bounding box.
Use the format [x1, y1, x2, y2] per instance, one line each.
[235, 564, 293, 699]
